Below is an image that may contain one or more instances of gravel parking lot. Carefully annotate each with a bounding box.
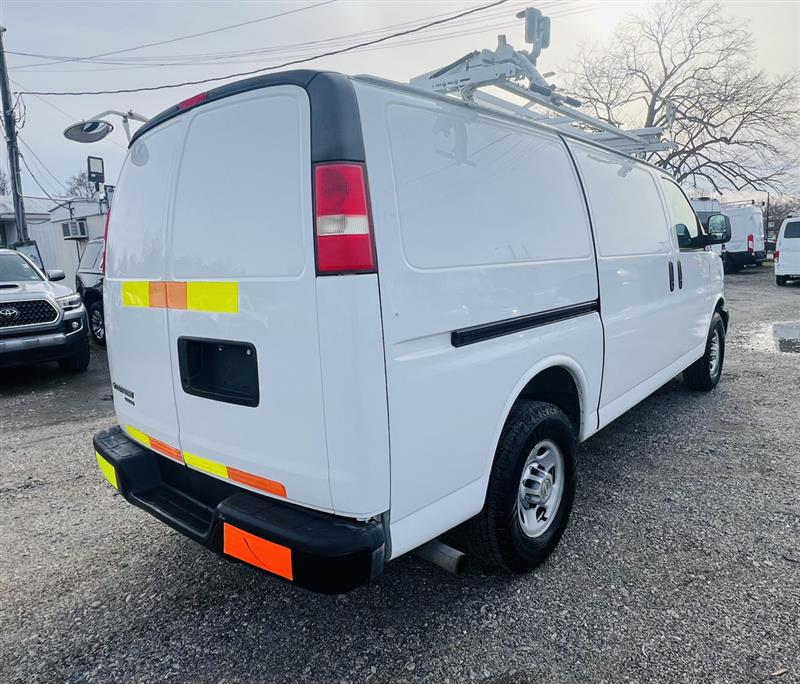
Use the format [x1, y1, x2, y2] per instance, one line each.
[2, 267, 798, 684]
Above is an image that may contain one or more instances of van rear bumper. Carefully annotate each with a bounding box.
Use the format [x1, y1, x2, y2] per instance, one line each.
[93, 426, 385, 594]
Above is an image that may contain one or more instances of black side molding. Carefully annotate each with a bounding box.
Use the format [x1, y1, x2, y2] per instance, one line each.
[451, 301, 599, 348]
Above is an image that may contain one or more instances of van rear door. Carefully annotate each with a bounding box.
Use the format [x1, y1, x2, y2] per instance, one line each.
[164, 86, 333, 511]
[105, 118, 188, 459]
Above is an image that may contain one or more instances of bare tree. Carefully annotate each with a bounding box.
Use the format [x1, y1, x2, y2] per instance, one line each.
[64, 170, 100, 199]
[565, 0, 799, 192]
[0, 169, 9, 195]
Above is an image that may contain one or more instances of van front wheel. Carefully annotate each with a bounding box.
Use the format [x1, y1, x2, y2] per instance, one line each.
[683, 312, 725, 391]
[464, 401, 576, 573]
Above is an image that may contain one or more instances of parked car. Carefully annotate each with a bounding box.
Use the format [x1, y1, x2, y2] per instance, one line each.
[76, 238, 105, 345]
[92, 70, 730, 594]
[0, 248, 89, 371]
[775, 217, 800, 286]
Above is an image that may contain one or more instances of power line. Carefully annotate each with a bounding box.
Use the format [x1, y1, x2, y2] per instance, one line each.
[18, 151, 60, 203]
[18, 136, 70, 192]
[8, 0, 338, 69]
[11, 1, 533, 70]
[10, 3, 540, 74]
[15, 0, 511, 96]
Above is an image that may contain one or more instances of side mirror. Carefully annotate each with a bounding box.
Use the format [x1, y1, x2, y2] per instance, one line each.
[704, 213, 731, 245]
[47, 269, 66, 281]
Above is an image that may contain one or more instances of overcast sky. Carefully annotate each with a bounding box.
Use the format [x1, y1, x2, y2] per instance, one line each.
[0, 0, 798, 202]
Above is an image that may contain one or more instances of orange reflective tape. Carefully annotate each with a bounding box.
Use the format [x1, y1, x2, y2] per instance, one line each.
[223, 523, 293, 580]
[228, 467, 286, 498]
[166, 281, 187, 310]
[148, 281, 167, 308]
[149, 437, 184, 463]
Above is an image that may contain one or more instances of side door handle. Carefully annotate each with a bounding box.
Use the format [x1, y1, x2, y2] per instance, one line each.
[677, 260, 683, 289]
[668, 261, 675, 292]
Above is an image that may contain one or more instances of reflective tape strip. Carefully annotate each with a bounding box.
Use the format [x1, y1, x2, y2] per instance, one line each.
[223, 522, 293, 580]
[184, 452, 229, 479]
[186, 281, 238, 313]
[125, 424, 151, 448]
[121, 281, 150, 307]
[123, 424, 285, 497]
[228, 467, 286, 497]
[150, 437, 184, 463]
[121, 280, 238, 313]
[96, 451, 118, 490]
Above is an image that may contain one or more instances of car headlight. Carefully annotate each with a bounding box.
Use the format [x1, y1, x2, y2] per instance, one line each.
[56, 294, 83, 311]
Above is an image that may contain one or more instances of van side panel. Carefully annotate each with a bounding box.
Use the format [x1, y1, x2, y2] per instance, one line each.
[354, 82, 602, 556]
[316, 275, 390, 518]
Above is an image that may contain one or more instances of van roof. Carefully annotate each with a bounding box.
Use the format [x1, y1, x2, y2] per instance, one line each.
[130, 69, 365, 164]
[132, 68, 675, 179]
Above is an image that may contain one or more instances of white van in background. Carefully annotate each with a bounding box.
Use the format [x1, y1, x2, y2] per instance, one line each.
[775, 217, 800, 286]
[691, 197, 765, 272]
[91, 70, 731, 593]
[721, 203, 766, 271]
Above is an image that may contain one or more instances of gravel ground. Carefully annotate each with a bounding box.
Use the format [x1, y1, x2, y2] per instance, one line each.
[1, 267, 799, 684]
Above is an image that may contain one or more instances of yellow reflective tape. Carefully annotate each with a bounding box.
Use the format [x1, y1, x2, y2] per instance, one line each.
[121, 281, 150, 307]
[184, 452, 229, 479]
[186, 281, 238, 314]
[125, 424, 151, 448]
[96, 451, 118, 490]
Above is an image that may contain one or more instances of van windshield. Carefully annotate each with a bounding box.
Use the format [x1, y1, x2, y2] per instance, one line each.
[0, 252, 42, 282]
[784, 221, 800, 239]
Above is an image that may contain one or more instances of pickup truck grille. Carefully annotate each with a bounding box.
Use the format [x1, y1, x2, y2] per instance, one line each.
[0, 299, 59, 328]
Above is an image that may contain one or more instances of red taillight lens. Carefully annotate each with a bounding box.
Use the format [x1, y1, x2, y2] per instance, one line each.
[100, 210, 110, 273]
[747, 233, 754, 252]
[774, 250, 780, 262]
[314, 163, 375, 274]
[178, 92, 207, 110]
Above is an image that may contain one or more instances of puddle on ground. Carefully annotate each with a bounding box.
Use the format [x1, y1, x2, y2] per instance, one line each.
[773, 322, 800, 353]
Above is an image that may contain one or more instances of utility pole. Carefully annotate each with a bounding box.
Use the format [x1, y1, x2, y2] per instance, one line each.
[0, 26, 28, 243]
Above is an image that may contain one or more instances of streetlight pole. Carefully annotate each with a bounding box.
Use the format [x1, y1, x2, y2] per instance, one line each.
[0, 26, 28, 243]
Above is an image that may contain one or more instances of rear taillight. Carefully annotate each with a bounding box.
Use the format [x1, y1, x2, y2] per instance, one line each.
[774, 250, 780, 262]
[100, 210, 110, 273]
[314, 162, 376, 275]
[747, 234, 754, 253]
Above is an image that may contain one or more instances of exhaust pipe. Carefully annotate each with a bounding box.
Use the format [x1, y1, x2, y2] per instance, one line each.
[413, 540, 468, 575]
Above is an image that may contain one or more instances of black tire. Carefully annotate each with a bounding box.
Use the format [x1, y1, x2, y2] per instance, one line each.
[464, 401, 576, 573]
[722, 253, 734, 274]
[88, 301, 106, 346]
[683, 312, 725, 391]
[58, 340, 90, 372]
[776, 275, 788, 287]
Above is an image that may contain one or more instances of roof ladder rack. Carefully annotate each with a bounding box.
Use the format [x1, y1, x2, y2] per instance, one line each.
[409, 7, 675, 157]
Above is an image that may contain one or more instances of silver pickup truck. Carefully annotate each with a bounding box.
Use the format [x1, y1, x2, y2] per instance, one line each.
[0, 248, 89, 371]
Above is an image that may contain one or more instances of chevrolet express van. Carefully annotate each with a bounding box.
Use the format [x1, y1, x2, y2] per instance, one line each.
[775, 217, 800, 285]
[93, 70, 730, 593]
[690, 198, 764, 272]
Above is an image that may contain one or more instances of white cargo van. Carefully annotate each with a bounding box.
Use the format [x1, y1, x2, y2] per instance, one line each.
[93, 70, 731, 593]
[775, 217, 800, 286]
[691, 198, 765, 272]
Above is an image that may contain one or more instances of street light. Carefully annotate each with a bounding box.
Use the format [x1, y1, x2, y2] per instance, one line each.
[63, 109, 149, 144]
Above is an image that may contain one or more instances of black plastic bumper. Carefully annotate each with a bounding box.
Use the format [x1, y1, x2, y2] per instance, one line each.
[0, 317, 88, 368]
[93, 426, 385, 594]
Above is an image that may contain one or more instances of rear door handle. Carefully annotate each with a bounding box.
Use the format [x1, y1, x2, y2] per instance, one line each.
[668, 261, 675, 292]
[677, 260, 683, 289]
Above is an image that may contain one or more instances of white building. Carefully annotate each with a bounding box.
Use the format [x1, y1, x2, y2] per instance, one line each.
[0, 195, 53, 249]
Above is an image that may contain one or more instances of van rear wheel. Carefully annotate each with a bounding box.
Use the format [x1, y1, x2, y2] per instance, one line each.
[776, 275, 788, 287]
[464, 400, 576, 573]
[683, 312, 725, 391]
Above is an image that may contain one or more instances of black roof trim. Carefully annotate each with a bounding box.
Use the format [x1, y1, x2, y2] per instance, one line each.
[129, 69, 365, 163]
